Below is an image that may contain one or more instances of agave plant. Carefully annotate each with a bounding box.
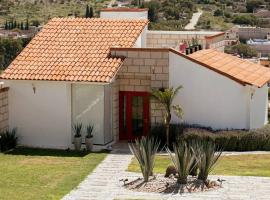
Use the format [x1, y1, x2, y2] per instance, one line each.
[0, 128, 18, 151]
[187, 139, 200, 176]
[129, 136, 160, 182]
[86, 124, 94, 138]
[189, 159, 198, 176]
[195, 140, 222, 183]
[72, 122, 83, 138]
[167, 141, 196, 184]
[151, 86, 183, 146]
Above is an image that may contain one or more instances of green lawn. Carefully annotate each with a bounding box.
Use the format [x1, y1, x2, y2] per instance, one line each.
[128, 154, 270, 177]
[0, 148, 108, 200]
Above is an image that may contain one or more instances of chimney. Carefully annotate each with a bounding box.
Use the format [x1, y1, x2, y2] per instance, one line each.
[184, 44, 202, 55]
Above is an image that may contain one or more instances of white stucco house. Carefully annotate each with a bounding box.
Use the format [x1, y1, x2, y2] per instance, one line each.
[1, 8, 270, 149]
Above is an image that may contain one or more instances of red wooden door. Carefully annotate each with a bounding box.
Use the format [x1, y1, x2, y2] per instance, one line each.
[119, 91, 150, 140]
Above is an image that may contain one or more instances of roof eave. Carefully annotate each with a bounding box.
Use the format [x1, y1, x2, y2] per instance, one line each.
[169, 48, 247, 87]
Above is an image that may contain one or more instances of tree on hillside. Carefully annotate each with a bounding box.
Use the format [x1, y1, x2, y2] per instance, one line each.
[8, 22, 12, 30]
[85, 5, 90, 18]
[20, 22, 24, 30]
[25, 18, 29, 30]
[4, 20, 8, 30]
[31, 20, 40, 27]
[225, 43, 258, 58]
[246, 0, 264, 13]
[89, 7, 94, 18]
[233, 14, 258, 26]
[214, 9, 223, 16]
[0, 38, 23, 69]
[142, 1, 160, 22]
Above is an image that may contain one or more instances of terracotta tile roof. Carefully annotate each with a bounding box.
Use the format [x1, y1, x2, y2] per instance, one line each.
[187, 49, 270, 87]
[1, 18, 148, 83]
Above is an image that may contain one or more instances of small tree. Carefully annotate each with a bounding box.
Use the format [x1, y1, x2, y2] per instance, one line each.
[4, 20, 8, 30]
[147, 1, 160, 22]
[20, 22, 24, 30]
[225, 43, 257, 58]
[25, 18, 29, 30]
[8, 22, 12, 30]
[214, 9, 223, 17]
[85, 5, 90, 18]
[10, 21, 13, 29]
[14, 20, 17, 29]
[89, 7, 94, 18]
[151, 86, 183, 146]
[246, 0, 264, 13]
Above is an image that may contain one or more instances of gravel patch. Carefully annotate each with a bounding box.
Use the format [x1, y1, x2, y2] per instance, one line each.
[124, 174, 221, 194]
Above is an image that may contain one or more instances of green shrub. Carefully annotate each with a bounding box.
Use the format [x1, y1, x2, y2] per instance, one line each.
[182, 125, 270, 151]
[233, 14, 258, 26]
[151, 123, 270, 151]
[225, 43, 258, 58]
[0, 128, 18, 151]
[150, 123, 184, 150]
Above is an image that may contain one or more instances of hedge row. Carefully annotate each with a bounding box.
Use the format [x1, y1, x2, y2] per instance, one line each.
[150, 124, 270, 151]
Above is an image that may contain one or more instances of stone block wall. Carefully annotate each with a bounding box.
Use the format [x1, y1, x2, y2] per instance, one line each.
[146, 31, 225, 52]
[111, 80, 119, 142]
[238, 27, 270, 40]
[0, 87, 9, 133]
[146, 31, 207, 49]
[205, 34, 225, 52]
[110, 48, 170, 140]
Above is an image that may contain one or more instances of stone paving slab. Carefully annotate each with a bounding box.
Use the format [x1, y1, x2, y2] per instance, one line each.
[62, 149, 270, 200]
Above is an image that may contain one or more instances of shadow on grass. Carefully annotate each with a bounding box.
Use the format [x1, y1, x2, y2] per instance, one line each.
[4, 147, 110, 157]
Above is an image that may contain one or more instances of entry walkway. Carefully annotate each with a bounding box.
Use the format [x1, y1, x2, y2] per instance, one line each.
[63, 144, 270, 200]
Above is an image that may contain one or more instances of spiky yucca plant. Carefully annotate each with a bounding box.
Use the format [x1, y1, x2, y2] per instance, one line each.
[72, 122, 83, 138]
[151, 86, 183, 146]
[195, 140, 222, 183]
[129, 137, 160, 182]
[187, 139, 199, 176]
[86, 124, 94, 138]
[167, 141, 196, 184]
[0, 128, 18, 151]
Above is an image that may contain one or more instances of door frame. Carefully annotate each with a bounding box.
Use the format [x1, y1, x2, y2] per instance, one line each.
[119, 91, 150, 140]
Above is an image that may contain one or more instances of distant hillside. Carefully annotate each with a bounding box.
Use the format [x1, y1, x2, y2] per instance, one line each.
[196, 0, 270, 30]
[0, 0, 109, 26]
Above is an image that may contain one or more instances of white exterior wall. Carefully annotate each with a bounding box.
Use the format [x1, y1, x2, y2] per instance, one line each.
[7, 80, 72, 149]
[169, 52, 252, 130]
[6, 80, 113, 149]
[134, 26, 147, 48]
[249, 84, 268, 129]
[100, 11, 148, 20]
[72, 84, 113, 145]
